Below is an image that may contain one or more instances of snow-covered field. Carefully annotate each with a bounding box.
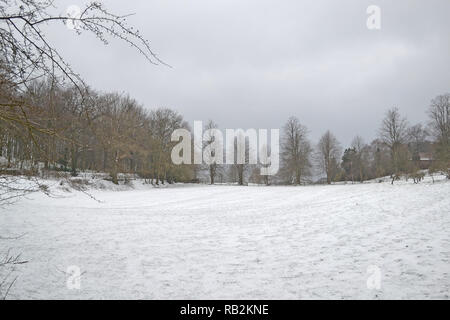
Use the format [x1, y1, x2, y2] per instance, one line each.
[1, 177, 449, 299]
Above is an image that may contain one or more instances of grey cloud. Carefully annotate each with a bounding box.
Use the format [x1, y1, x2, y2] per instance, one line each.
[46, 0, 450, 145]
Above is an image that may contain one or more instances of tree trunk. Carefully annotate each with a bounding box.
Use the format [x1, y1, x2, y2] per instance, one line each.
[103, 149, 108, 172]
[238, 165, 244, 185]
[70, 145, 78, 176]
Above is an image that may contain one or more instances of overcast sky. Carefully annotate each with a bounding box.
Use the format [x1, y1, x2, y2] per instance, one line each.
[46, 0, 450, 146]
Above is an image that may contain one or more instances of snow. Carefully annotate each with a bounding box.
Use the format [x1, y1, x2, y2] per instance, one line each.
[1, 176, 449, 299]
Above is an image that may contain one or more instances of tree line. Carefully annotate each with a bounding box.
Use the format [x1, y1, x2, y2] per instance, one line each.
[197, 96, 449, 186]
[1, 77, 448, 186]
[0, 80, 194, 184]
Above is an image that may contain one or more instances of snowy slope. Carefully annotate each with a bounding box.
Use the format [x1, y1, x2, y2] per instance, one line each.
[1, 178, 449, 299]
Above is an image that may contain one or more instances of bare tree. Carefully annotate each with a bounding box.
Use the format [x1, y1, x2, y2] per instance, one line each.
[149, 108, 188, 185]
[379, 108, 408, 148]
[280, 117, 312, 185]
[407, 123, 428, 162]
[428, 94, 450, 178]
[351, 136, 369, 182]
[203, 120, 221, 184]
[317, 130, 341, 184]
[229, 133, 252, 186]
[429, 94, 450, 145]
[259, 143, 271, 185]
[379, 107, 409, 183]
[367, 139, 391, 180]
